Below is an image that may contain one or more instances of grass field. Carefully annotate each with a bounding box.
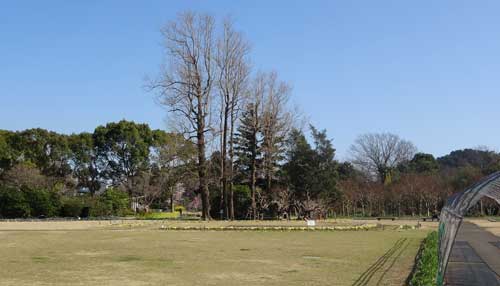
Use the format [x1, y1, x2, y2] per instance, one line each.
[0, 221, 430, 286]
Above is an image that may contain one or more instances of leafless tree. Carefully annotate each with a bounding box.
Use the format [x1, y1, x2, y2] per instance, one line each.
[261, 72, 292, 191]
[150, 12, 215, 220]
[349, 133, 417, 183]
[215, 18, 250, 220]
[2, 163, 49, 190]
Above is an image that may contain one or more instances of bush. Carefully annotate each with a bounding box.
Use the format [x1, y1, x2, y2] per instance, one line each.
[0, 186, 30, 218]
[174, 205, 185, 214]
[84, 197, 112, 217]
[80, 188, 130, 217]
[410, 231, 438, 286]
[0, 185, 130, 218]
[101, 188, 129, 216]
[138, 211, 180, 220]
[60, 197, 84, 217]
[23, 188, 61, 217]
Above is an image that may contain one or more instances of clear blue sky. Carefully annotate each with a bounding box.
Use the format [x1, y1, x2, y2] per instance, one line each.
[1, 1, 499, 159]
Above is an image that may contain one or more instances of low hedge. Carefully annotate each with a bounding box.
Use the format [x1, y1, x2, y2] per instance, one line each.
[159, 224, 379, 231]
[409, 231, 438, 286]
[138, 212, 180, 220]
[0, 186, 130, 218]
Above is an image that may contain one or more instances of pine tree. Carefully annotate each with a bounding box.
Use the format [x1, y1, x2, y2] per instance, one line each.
[235, 102, 261, 219]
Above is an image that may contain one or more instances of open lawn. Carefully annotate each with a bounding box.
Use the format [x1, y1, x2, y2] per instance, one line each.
[0, 221, 429, 286]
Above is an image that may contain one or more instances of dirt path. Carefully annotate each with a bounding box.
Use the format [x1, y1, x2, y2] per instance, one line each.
[445, 222, 500, 286]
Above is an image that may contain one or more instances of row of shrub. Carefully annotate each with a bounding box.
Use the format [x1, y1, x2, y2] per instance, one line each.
[159, 224, 379, 231]
[409, 231, 438, 286]
[138, 211, 181, 220]
[0, 186, 130, 218]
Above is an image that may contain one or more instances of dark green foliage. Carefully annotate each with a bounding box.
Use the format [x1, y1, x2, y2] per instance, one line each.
[232, 185, 252, 219]
[235, 103, 261, 178]
[0, 187, 129, 218]
[60, 197, 84, 217]
[410, 231, 438, 286]
[0, 186, 30, 218]
[93, 120, 154, 187]
[438, 148, 500, 174]
[408, 153, 439, 174]
[23, 188, 61, 217]
[77, 189, 130, 217]
[285, 126, 339, 215]
[0, 186, 61, 218]
[0, 130, 17, 174]
[285, 129, 315, 199]
[338, 162, 356, 180]
[210, 185, 251, 219]
[310, 126, 339, 202]
[14, 129, 72, 177]
[68, 132, 101, 195]
[101, 188, 130, 216]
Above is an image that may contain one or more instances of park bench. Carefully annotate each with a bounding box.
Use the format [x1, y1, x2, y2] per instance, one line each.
[376, 217, 397, 221]
[421, 214, 440, 222]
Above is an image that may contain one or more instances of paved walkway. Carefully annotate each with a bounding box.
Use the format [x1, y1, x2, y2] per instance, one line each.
[445, 222, 500, 286]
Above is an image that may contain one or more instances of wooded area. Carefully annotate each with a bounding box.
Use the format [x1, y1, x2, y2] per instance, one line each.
[1, 12, 498, 220]
[1, 122, 499, 220]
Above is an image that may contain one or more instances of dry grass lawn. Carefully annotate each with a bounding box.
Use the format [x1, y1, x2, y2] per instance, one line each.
[0, 221, 429, 286]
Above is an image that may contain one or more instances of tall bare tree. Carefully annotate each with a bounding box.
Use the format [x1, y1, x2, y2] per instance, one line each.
[261, 72, 292, 191]
[349, 133, 417, 184]
[216, 18, 250, 220]
[151, 12, 215, 220]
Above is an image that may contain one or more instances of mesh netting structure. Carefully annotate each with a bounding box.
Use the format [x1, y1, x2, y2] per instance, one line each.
[437, 171, 500, 285]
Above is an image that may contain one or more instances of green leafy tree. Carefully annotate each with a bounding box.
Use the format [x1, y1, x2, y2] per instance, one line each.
[310, 126, 339, 205]
[14, 129, 72, 178]
[151, 131, 196, 211]
[285, 129, 315, 204]
[93, 120, 154, 193]
[101, 187, 130, 216]
[68, 133, 101, 195]
[235, 102, 262, 219]
[402, 153, 439, 174]
[24, 188, 61, 217]
[438, 148, 500, 174]
[0, 130, 18, 174]
[0, 186, 30, 218]
[285, 126, 339, 217]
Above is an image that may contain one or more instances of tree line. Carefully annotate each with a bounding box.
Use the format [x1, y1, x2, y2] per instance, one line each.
[145, 12, 499, 219]
[1, 12, 498, 219]
[1, 122, 498, 219]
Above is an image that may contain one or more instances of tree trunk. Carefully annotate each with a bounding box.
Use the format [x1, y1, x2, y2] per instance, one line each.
[197, 111, 210, 220]
[170, 186, 174, 212]
[228, 111, 236, 220]
[250, 146, 257, 219]
[250, 109, 258, 220]
[222, 106, 229, 219]
[219, 116, 224, 218]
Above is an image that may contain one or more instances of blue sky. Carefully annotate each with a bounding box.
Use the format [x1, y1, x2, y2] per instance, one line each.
[1, 1, 499, 160]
